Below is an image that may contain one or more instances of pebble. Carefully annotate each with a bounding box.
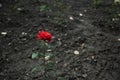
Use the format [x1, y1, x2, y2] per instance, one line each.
[58, 38, 61, 41]
[91, 56, 95, 59]
[79, 13, 83, 16]
[114, 0, 120, 3]
[45, 55, 50, 60]
[47, 49, 52, 52]
[7, 17, 11, 21]
[56, 61, 58, 63]
[118, 38, 120, 41]
[33, 24, 38, 27]
[58, 41, 62, 46]
[84, 9, 87, 12]
[82, 49, 86, 53]
[69, 16, 74, 20]
[80, 19, 84, 22]
[74, 50, 79, 55]
[52, 36, 55, 39]
[81, 43, 85, 49]
[86, 57, 91, 61]
[17, 8, 22, 11]
[6, 58, 9, 61]
[75, 68, 78, 71]
[22, 38, 27, 41]
[0, 3, 2, 8]
[82, 74, 87, 78]
[112, 18, 119, 21]
[63, 63, 68, 67]
[1, 32, 7, 35]
[21, 32, 27, 35]
[8, 43, 12, 46]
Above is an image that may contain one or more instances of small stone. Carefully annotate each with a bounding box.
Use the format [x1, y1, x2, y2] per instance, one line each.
[65, 50, 71, 54]
[114, 0, 120, 3]
[112, 18, 119, 21]
[86, 57, 91, 61]
[22, 38, 27, 41]
[118, 38, 120, 41]
[7, 17, 11, 21]
[0, 3, 2, 8]
[80, 19, 84, 22]
[91, 56, 95, 59]
[82, 49, 86, 53]
[64, 33, 67, 36]
[8, 43, 12, 46]
[82, 74, 87, 78]
[17, 8, 22, 11]
[58, 41, 62, 46]
[94, 59, 97, 62]
[1, 32, 7, 35]
[84, 9, 87, 12]
[112, 18, 115, 21]
[21, 32, 27, 35]
[33, 24, 38, 27]
[74, 50, 79, 55]
[63, 63, 67, 67]
[58, 38, 61, 41]
[14, 47, 19, 51]
[45, 56, 50, 60]
[47, 49, 52, 52]
[56, 61, 58, 63]
[52, 36, 55, 39]
[81, 43, 85, 49]
[79, 13, 83, 16]
[69, 16, 74, 20]
[6, 58, 9, 61]
[75, 68, 78, 71]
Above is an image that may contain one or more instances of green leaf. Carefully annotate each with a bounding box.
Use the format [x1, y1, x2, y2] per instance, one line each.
[39, 52, 45, 57]
[40, 5, 46, 12]
[31, 67, 37, 72]
[45, 53, 53, 57]
[118, 13, 120, 16]
[45, 53, 53, 60]
[114, 0, 120, 3]
[39, 53, 53, 58]
[46, 61, 56, 70]
[57, 77, 66, 80]
[31, 53, 38, 59]
[31, 66, 44, 72]
[46, 44, 51, 49]
[44, 75, 50, 80]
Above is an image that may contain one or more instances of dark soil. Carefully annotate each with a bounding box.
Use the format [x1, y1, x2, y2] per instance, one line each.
[0, 0, 120, 80]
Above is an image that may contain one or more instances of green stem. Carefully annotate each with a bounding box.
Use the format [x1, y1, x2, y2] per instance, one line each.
[43, 40, 46, 79]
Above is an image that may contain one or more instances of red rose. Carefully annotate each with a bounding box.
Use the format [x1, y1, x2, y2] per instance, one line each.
[37, 30, 52, 42]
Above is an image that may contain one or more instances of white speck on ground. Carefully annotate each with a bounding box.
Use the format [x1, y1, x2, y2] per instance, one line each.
[82, 74, 88, 78]
[21, 32, 27, 35]
[0, 3, 2, 8]
[91, 56, 95, 59]
[1, 32, 7, 35]
[118, 38, 120, 41]
[47, 49, 52, 52]
[74, 50, 79, 55]
[17, 8, 22, 11]
[45, 55, 50, 60]
[84, 9, 87, 12]
[69, 16, 74, 20]
[79, 13, 83, 16]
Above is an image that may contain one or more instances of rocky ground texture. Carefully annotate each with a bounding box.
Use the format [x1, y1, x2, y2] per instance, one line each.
[0, 0, 120, 80]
